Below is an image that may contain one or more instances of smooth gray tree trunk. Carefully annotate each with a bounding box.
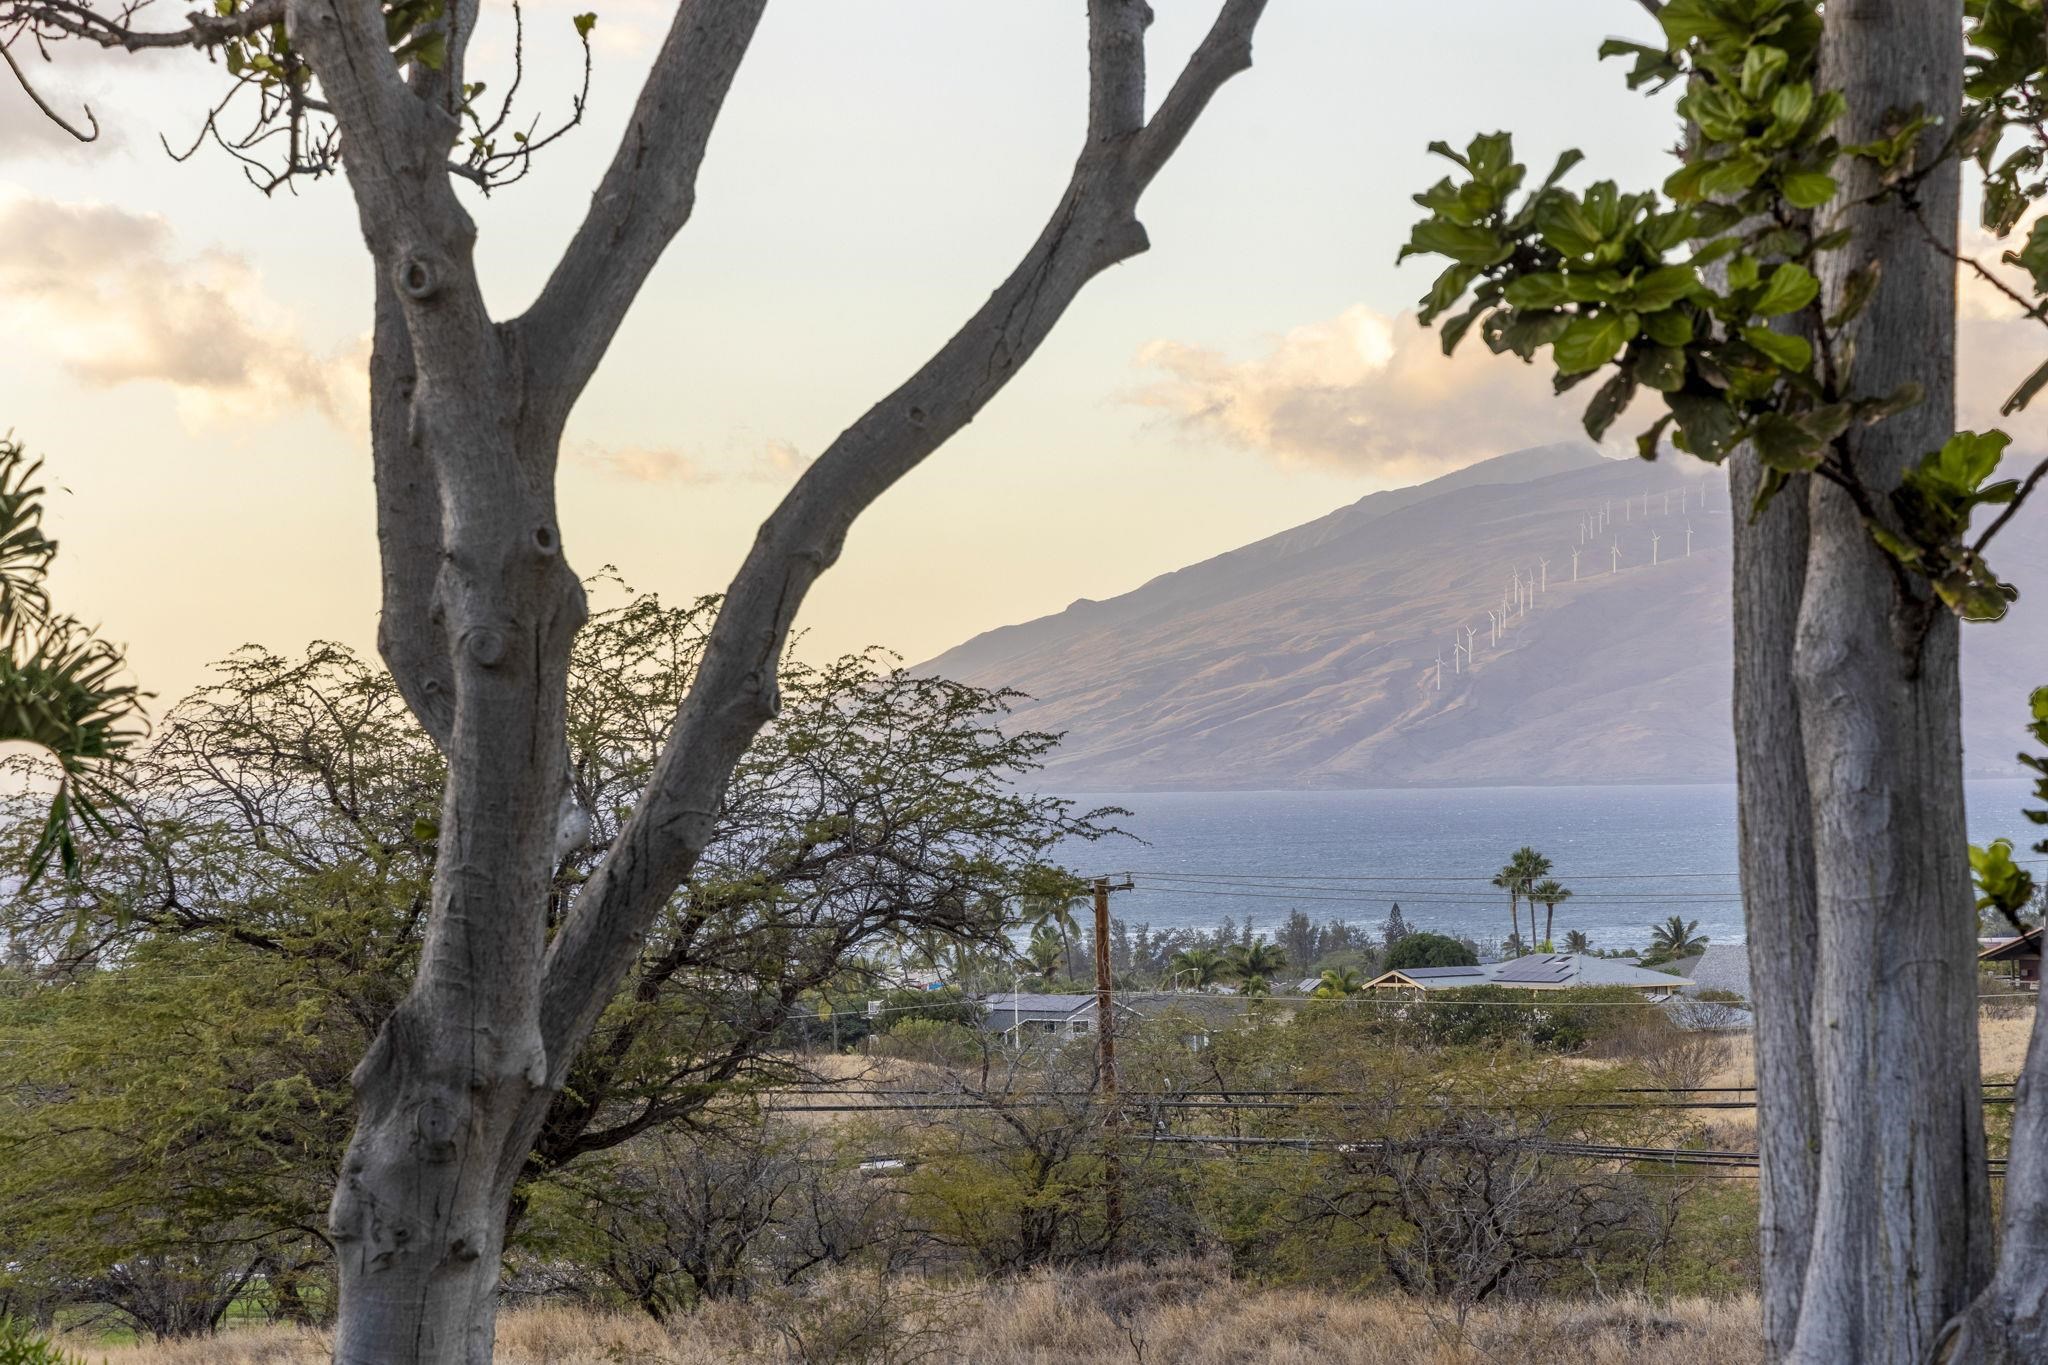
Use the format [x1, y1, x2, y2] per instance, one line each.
[1729, 451, 1819, 1364]
[272, 0, 1272, 1359]
[1781, 5, 1990, 1361]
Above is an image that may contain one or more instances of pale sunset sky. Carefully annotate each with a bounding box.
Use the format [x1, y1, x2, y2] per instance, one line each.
[1, 1, 2040, 700]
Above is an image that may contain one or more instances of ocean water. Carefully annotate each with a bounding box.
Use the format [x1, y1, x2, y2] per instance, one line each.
[1054, 780, 2039, 956]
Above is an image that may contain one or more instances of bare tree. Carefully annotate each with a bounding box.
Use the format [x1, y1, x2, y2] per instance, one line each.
[0, 1, 1271, 1358]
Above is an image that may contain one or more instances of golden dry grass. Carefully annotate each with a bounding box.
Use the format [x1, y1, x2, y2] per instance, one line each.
[78, 1267, 1762, 1365]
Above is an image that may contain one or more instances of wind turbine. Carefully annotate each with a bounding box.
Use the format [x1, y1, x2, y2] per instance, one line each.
[1461, 623, 1476, 658]
[1685, 520, 1693, 557]
[1537, 556, 1549, 593]
[1487, 608, 1500, 647]
[1453, 636, 1468, 674]
[1571, 545, 1582, 581]
[1434, 652, 1444, 690]
[1663, 490, 1674, 516]
[1610, 538, 1621, 574]
[1651, 529, 1661, 566]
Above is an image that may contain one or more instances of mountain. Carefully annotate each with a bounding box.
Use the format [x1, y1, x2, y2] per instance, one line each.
[919, 444, 2046, 791]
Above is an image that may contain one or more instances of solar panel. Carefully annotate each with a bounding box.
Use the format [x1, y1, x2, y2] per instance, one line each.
[1492, 954, 1575, 984]
[1401, 966, 1486, 979]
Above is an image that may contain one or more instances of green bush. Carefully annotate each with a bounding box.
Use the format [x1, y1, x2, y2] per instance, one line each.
[0, 1317, 81, 1365]
[1382, 932, 1478, 971]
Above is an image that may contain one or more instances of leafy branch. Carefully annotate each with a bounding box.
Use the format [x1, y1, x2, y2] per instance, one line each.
[0, 437, 145, 882]
[1400, 0, 2048, 624]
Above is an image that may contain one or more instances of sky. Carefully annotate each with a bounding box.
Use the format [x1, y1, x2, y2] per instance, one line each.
[1, 1, 2042, 703]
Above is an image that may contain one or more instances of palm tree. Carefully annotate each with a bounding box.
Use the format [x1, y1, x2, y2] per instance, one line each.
[1240, 974, 1272, 998]
[1024, 925, 1065, 983]
[1169, 946, 1227, 991]
[1530, 878, 1574, 951]
[1312, 966, 1365, 999]
[1492, 847, 1553, 956]
[1023, 894, 1085, 978]
[1563, 929, 1593, 954]
[1225, 940, 1288, 983]
[1649, 915, 1708, 958]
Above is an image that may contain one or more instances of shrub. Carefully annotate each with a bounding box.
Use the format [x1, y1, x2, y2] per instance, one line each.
[1383, 932, 1478, 972]
[0, 1317, 80, 1365]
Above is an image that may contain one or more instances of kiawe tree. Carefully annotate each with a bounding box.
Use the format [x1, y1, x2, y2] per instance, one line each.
[1401, 1, 2048, 1359]
[0, 1, 1272, 1354]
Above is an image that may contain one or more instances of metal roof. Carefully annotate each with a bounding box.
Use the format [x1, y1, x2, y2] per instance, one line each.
[1368, 954, 1692, 992]
[1493, 954, 1575, 984]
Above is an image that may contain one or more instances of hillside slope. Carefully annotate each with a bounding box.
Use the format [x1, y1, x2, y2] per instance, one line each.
[920, 445, 2045, 790]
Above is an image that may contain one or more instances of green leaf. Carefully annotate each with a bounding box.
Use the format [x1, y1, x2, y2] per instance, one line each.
[1628, 265, 1699, 311]
[1753, 263, 1820, 318]
[1554, 313, 1631, 374]
[1401, 220, 1510, 268]
[1780, 170, 1837, 208]
[573, 11, 598, 37]
[1633, 344, 1686, 393]
[1753, 412, 1827, 472]
[1644, 308, 1693, 348]
[1667, 390, 1742, 461]
[1743, 326, 1813, 371]
[1503, 274, 1573, 309]
[1582, 370, 1638, 441]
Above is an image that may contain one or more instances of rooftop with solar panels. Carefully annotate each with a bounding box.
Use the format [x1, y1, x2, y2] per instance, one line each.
[1362, 953, 1693, 994]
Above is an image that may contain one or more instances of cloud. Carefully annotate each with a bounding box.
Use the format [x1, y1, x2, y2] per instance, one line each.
[1126, 306, 1596, 478]
[572, 437, 809, 485]
[0, 195, 361, 426]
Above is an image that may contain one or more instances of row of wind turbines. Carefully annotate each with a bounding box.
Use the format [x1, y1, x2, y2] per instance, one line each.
[1430, 474, 1729, 691]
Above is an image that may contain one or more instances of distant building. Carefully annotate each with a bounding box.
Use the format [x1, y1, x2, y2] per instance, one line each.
[1362, 953, 1693, 996]
[1676, 943, 1751, 1000]
[974, 993, 1139, 1042]
[1980, 928, 2042, 990]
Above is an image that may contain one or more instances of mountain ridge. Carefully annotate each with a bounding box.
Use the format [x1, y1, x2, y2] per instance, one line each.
[920, 446, 2044, 791]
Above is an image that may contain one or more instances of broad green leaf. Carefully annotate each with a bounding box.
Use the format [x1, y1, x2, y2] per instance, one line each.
[1780, 170, 1837, 208]
[1555, 312, 1631, 374]
[1503, 274, 1574, 309]
[1633, 344, 1686, 392]
[1753, 263, 1820, 317]
[1644, 308, 1693, 347]
[1743, 326, 1813, 371]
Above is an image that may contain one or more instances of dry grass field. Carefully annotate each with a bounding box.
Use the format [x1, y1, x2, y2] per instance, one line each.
[74, 1265, 1762, 1365]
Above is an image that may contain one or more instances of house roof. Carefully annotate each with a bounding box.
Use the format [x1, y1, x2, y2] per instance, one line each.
[1365, 953, 1692, 993]
[1980, 927, 2043, 962]
[1683, 943, 1752, 997]
[975, 993, 1138, 1027]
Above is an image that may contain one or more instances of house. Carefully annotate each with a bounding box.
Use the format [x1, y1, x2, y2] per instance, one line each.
[974, 993, 1140, 1042]
[1362, 953, 1693, 996]
[1980, 927, 2042, 989]
[1677, 943, 1752, 1000]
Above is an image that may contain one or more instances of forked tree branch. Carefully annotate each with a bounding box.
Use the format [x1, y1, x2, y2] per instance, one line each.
[534, 0, 1269, 1072]
[518, 0, 770, 438]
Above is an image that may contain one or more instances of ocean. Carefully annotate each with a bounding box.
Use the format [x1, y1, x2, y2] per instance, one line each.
[1053, 780, 2039, 956]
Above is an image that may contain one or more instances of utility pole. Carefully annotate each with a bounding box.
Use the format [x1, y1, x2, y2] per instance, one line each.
[1091, 875, 1133, 1238]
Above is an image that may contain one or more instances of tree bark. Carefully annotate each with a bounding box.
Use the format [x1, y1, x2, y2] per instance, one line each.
[277, 1, 1270, 1359]
[1730, 451, 1819, 1364]
[1785, 6, 1990, 1361]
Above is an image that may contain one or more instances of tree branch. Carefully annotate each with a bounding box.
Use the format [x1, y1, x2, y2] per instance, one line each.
[1, 38, 97, 141]
[4, 0, 285, 50]
[1129, 0, 1261, 191]
[533, 0, 1268, 1075]
[517, 0, 769, 437]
